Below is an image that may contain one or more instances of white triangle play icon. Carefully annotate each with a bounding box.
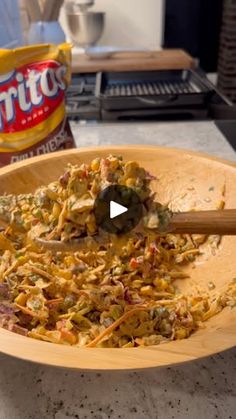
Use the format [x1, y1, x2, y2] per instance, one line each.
[110, 200, 128, 219]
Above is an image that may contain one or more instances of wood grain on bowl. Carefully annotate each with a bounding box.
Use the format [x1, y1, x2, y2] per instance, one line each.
[0, 146, 235, 370]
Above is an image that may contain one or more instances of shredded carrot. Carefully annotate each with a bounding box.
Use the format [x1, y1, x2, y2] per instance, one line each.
[5, 226, 12, 235]
[46, 228, 57, 241]
[2, 260, 20, 280]
[153, 299, 178, 306]
[70, 289, 90, 298]
[154, 292, 174, 298]
[221, 183, 226, 197]
[60, 329, 77, 345]
[85, 307, 147, 348]
[45, 200, 67, 240]
[15, 303, 48, 319]
[28, 251, 46, 260]
[56, 200, 68, 234]
[29, 265, 55, 282]
[45, 298, 64, 305]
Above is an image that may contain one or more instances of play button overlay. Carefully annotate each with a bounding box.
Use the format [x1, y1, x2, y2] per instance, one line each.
[94, 185, 143, 234]
[110, 201, 128, 219]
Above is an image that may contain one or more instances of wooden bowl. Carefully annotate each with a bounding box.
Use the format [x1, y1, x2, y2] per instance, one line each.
[0, 146, 236, 370]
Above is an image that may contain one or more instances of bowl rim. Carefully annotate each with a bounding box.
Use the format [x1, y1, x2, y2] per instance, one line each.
[0, 145, 235, 176]
[0, 145, 235, 370]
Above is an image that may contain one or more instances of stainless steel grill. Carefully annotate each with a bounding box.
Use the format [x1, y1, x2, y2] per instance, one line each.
[66, 70, 233, 121]
[96, 70, 214, 112]
[104, 80, 201, 97]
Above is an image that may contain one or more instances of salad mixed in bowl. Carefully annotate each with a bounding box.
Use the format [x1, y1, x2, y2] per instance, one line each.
[0, 155, 235, 348]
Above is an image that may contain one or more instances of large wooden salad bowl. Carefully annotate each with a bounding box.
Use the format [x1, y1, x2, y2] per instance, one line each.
[0, 145, 235, 370]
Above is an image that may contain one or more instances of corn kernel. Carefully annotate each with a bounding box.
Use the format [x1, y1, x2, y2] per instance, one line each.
[140, 285, 153, 296]
[91, 158, 100, 171]
[153, 278, 169, 290]
[64, 256, 75, 267]
[22, 204, 29, 211]
[17, 256, 28, 265]
[131, 279, 143, 288]
[126, 178, 136, 187]
[125, 161, 139, 176]
[217, 200, 225, 210]
[55, 268, 72, 280]
[15, 292, 27, 306]
[45, 188, 58, 200]
[175, 328, 187, 339]
[109, 158, 119, 170]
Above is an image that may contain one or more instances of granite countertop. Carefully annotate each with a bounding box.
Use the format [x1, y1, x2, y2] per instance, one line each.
[0, 121, 235, 419]
[70, 120, 236, 162]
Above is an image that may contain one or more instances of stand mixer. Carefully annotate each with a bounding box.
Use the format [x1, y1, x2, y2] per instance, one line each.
[65, 0, 105, 47]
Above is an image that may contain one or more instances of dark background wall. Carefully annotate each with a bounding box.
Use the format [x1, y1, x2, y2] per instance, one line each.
[164, 0, 224, 72]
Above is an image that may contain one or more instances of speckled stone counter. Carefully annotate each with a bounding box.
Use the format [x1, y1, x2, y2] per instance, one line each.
[70, 120, 236, 162]
[0, 121, 235, 419]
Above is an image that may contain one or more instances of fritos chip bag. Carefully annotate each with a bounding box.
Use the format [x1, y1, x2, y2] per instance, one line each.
[0, 43, 75, 167]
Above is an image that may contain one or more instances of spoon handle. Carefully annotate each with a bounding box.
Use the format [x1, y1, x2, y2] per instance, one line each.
[169, 209, 236, 235]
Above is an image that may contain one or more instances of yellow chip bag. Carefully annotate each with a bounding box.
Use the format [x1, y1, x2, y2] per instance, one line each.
[0, 43, 75, 167]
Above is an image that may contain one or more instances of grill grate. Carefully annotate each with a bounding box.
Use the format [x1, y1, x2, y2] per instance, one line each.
[104, 80, 201, 97]
[97, 70, 215, 112]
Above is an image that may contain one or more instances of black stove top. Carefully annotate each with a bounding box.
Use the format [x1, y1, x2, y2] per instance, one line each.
[66, 71, 236, 152]
[66, 70, 235, 124]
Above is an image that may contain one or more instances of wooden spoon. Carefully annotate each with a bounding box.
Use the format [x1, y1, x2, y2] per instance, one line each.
[162, 208, 236, 235]
[33, 208, 236, 252]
